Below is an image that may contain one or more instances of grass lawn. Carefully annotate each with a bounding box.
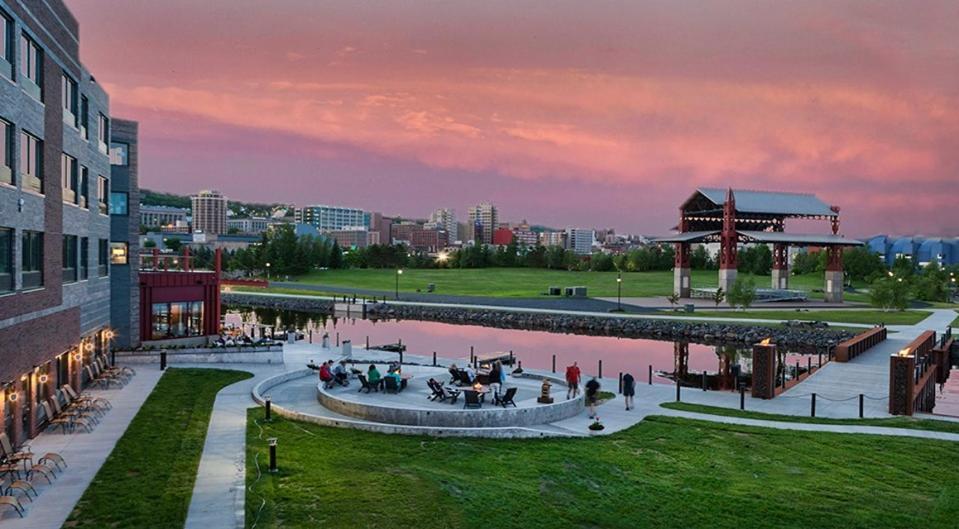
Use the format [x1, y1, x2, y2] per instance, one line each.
[661, 402, 959, 435]
[246, 412, 959, 528]
[65, 368, 252, 529]
[294, 268, 870, 301]
[679, 309, 928, 326]
[953, 311, 959, 327]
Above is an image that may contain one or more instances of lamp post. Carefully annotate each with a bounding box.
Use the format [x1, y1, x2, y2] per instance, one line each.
[265, 262, 271, 281]
[395, 269, 403, 300]
[616, 273, 623, 311]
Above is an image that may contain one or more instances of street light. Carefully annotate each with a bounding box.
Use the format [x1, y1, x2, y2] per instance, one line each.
[265, 262, 271, 281]
[395, 269, 403, 300]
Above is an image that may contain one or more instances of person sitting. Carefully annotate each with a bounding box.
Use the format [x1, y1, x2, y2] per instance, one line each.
[333, 360, 350, 386]
[367, 364, 383, 391]
[384, 370, 406, 391]
[448, 364, 460, 385]
[318, 360, 334, 389]
[464, 365, 477, 383]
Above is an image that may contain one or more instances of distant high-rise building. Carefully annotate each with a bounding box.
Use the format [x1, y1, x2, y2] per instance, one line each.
[540, 231, 567, 247]
[565, 228, 595, 255]
[295, 205, 371, 232]
[140, 205, 189, 229]
[427, 208, 458, 241]
[191, 190, 228, 235]
[468, 202, 498, 244]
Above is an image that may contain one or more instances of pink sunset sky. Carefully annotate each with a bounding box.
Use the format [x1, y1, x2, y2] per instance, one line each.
[68, 1, 958, 236]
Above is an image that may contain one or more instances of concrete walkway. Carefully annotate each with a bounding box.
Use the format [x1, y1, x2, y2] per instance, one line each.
[0, 368, 164, 528]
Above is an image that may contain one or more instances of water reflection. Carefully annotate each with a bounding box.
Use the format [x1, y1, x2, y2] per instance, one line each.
[225, 306, 813, 390]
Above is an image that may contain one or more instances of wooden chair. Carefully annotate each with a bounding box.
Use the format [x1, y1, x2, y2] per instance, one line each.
[357, 375, 374, 394]
[463, 390, 482, 409]
[495, 387, 518, 408]
[426, 379, 446, 401]
[383, 376, 402, 394]
[440, 385, 461, 405]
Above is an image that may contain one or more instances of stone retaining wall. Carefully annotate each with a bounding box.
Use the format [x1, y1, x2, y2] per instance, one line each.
[367, 304, 855, 352]
[117, 345, 283, 364]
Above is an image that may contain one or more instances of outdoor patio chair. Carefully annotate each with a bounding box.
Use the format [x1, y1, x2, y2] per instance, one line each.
[495, 387, 518, 408]
[383, 376, 402, 394]
[463, 390, 482, 409]
[90, 363, 126, 388]
[95, 357, 133, 382]
[0, 434, 32, 469]
[358, 375, 375, 394]
[61, 389, 104, 418]
[456, 371, 473, 386]
[5, 480, 37, 501]
[0, 496, 24, 518]
[51, 397, 98, 428]
[63, 385, 111, 411]
[426, 379, 446, 401]
[42, 402, 77, 434]
[441, 385, 461, 405]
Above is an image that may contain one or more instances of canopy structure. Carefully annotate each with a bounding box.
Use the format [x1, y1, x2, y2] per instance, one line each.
[658, 188, 855, 302]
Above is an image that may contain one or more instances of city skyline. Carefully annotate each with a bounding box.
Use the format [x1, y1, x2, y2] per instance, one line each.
[68, 1, 959, 237]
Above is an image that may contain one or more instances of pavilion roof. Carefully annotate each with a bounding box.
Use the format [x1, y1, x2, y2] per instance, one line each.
[651, 231, 719, 244]
[695, 188, 836, 217]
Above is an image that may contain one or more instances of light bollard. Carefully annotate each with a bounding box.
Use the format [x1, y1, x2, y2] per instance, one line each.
[265, 395, 272, 421]
[268, 438, 278, 473]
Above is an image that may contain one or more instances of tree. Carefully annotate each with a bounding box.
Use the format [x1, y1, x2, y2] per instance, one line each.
[869, 276, 910, 311]
[690, 245, 714, 270]
[843, 247, 886, 282]
[727, 278, 756, 310]
[712, 287, 725, 308]
[328, 241, 343, 269]
[143, 239, 156, 248]
[164, 237, 182, 252]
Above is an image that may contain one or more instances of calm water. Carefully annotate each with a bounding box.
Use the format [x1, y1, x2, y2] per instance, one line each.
[224, 306, 815, 389]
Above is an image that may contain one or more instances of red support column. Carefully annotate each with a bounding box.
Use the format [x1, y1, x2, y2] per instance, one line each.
[772, 243, 789, 289]
[26, 371, 37, 439]
[718, 188, 738, 293]
[824, 207, 844, 302]
[183, 246, 191, 272]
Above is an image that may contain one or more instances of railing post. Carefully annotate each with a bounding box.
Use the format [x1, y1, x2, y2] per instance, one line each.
[618, 372, 623, 394]
[702, 370, 707, 391]
[598, 360, 603, 379]
[366, 336, 369, 349]
[433, 351, 437, 367]
[552, 354, 556, 373]
[160, 350, 167, 371]
[811, 393, 816, 417]
[336, 332, 340, 347]
[859, 393, 864, 418]
[675, 377, 681, 402]
[648, 364, 653, 385]
[739, 386, 745, 410]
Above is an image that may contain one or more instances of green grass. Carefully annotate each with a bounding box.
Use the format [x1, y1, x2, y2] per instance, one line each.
[65, 368, 252, 529]
[661, 402, 959, 434]
[679, 309, 928, 326]
[246, 412, 959, 528]
[293, 268, 870, 300]
[952, 310, 959, 327]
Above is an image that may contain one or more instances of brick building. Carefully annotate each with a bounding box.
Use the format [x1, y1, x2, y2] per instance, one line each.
[0, 0, 137, 443]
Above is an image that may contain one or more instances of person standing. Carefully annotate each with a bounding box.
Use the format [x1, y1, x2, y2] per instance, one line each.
[622, 372, 636, 410]
[585, 377, 601, 419]
[565, 362, 582, 399]
[488, 361, 502, 398]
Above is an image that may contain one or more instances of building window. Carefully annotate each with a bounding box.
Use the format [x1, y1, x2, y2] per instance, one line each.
[0, 11, 11, 66]
[110, 242, 128, 265]
[109, 191, 128, 215]
[62, 76, 78, 128]
[80, 96, 89, 139]
[109, 142, 128, 166]
[61, 153, 78, 204]
[20, 131, 42, 193]
[0, 227, 11, 293]
[151, 301, 204, 340]
[62, 234, 77, 283]
[19, 33, 42, 99]
[98, 239, 109, 276]
[79, 166, 88, 208]
[97, 114, 109, 154]
[97, 175, 108, 214]
[80, 237, 89, 280]
[0, 119, 10, 185]
[22, 230, 43, 289]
